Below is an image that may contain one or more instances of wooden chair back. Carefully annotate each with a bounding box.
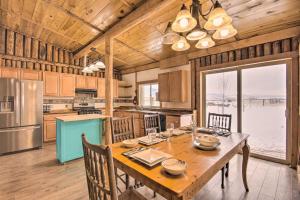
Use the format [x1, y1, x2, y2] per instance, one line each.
[110, 116, 135, 143]
[207, 112, 232, 132]
[144, 114, 161, 135]
[82, 134, 118, 200]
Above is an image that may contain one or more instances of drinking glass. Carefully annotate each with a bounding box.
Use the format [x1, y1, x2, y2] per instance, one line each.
[166, 123, 174, 142]
[148, 128, 157, 143]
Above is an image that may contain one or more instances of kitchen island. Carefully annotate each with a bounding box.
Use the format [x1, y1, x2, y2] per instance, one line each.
[56, 114, 109, 164]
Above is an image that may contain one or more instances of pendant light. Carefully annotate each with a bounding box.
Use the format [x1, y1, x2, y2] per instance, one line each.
[204, 1, 232, 31]
[172, 4, 197, 33]
[172, 36, 190, 51]
[195, 35, 215, 49]
[162, 22, 180, 44]
[95, 60, 105, 69]
[89, 64, 99, 71]
[212, 24, 237, 40]
[82, 67, 93, 73]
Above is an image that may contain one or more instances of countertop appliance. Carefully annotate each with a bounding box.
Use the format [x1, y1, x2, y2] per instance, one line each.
[0, 78, 43, 154]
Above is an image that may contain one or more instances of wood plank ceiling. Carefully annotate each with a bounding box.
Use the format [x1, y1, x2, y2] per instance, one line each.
[0, 0, 299, 69]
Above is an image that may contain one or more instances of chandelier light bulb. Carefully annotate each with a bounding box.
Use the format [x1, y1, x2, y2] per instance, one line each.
[220, 29, 229, 37]
[179, 18, 189, 28]
[195, 36, 215, 49]
[172, 36, 190, 51]
[212, 24, 237, 39]
[201, 40, 209, 47]
[212, 17, 224, 27]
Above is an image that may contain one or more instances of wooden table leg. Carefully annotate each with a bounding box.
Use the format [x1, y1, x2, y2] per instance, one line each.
[242, 140, 250, 192]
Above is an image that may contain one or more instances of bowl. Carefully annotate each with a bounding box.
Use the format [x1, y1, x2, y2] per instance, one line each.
[161, 158, 187, 176]
[196, 135, 219, 147]
[122, 139, 138, 148]
[161, 131, 172, 138]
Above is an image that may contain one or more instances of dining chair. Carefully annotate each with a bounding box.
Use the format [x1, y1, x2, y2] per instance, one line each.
[144, 114, 161, 135]
[82, 134, 147, 200]
[110, 116, 136, 192]
[207, 112, 232, 189]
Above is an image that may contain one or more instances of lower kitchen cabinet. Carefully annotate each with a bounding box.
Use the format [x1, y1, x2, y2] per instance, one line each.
[43, 113, 77, 142]
[44, 121, 56, 142]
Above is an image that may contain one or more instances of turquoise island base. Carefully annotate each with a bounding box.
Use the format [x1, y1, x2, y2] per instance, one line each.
[56, 114, 107, 164]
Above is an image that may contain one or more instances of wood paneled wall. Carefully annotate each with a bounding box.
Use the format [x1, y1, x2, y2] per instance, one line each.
[191, 37, 299, 70]
[0, 26, 121, 80]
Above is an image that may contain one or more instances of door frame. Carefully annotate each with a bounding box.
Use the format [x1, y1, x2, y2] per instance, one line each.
[199, 59, 293, 165]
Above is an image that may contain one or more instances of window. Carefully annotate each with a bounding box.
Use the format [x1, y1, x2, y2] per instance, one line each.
[139, 82, 159, 107]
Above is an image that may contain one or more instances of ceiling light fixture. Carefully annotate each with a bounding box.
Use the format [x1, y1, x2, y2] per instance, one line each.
[163, 0, 237, 51]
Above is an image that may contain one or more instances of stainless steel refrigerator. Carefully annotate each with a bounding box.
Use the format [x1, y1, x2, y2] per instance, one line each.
[0, 78, 43, 154]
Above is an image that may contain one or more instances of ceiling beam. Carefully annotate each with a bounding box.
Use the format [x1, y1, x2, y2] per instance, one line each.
[121, 26, 300, 74]
[73, 0, 177, 58]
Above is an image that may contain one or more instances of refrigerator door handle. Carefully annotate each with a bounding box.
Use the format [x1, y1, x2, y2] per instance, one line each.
[0, 125, 41, 133]
[15, 80, 20, 125]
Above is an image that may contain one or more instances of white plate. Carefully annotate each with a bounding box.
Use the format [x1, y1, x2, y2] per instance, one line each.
[138, 136, 164, 146]
[131, 148, 172, 166]
[172, 130, 186, 136]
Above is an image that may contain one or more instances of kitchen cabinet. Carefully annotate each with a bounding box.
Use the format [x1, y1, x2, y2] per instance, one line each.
[20, 69, 41, 80]
[158, 73, 169, 102]
[60, 74, 75, 97]
[0, 67, 20, 79]
[166, 114, 192, 129]
[97, 78, 119, 98]
[97, 78, 105, 98]
[43, 113, 77, 142]
[86, 76, 98, 89]
[158, 70, 188, 102]
[43, 71, 60, 96]
[76, 75, 86, 88]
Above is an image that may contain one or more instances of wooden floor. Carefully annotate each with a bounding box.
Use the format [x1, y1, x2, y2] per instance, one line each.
[0, 143, 299, 200]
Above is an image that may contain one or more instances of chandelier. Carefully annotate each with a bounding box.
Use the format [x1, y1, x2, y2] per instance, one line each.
[162, 0, 237, 51]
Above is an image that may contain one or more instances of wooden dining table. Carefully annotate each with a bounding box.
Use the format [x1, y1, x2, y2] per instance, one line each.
[110, 133, 250, 200]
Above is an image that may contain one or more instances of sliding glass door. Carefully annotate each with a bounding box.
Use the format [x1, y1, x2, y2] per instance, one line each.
[203, 62, 288, 162]
[241, 64, 287, 160]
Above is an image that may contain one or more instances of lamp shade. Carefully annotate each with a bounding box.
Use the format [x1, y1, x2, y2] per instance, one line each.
[195, 36, 215, 49]
[204, 1, 232, 31]
[82, 67, 93, 73]
[162, 22, 181, 44]
[89, 64, 99, 71]
[212, 24, 237, 40]
[186, 25, 207, 41]
[172, 36, 190, 51]
[172, 4, 197, 33]
[95, 61, 105, 68]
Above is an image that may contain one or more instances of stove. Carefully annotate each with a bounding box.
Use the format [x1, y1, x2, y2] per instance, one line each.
[77, 108, 102, 115]
[73, 97, 101, 115]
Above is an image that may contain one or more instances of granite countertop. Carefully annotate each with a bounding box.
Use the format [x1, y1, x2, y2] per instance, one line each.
[56, 114, 109, 122]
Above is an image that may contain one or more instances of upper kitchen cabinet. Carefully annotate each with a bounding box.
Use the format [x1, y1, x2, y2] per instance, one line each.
[97, 78, 105, 98]
[158, 72, 170, 102]
[0, 68, 20, 79]
[86, 76, 98, 89]
[158, 70, 188, 102]
[60, 74, 75, 97]
[76, 75, 86, 89]
[20, 69, 42, 80]
[43, 71, 60, 96]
